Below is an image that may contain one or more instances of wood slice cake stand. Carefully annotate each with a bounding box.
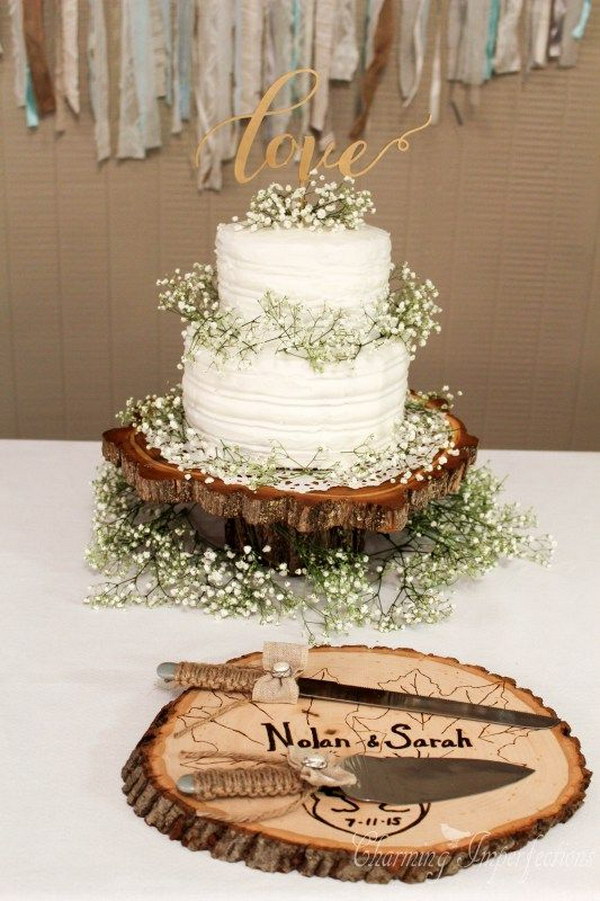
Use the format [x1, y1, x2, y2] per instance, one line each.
[122, 646, 589, 884]
[103, 401, 478, 568]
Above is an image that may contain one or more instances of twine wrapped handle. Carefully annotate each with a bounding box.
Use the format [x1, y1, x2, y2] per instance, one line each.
[158, 642, 308, 704]
[178, 745, 356, 823]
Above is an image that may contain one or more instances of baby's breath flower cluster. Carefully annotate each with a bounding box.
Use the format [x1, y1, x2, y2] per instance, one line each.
[86, 463, 554, 640]
[240, 177, 375, 231]
[118, 387, 455, 492]
[157, 262, 218, 319]
[158, 264, 440, 371]
[85, 463, 296, 619]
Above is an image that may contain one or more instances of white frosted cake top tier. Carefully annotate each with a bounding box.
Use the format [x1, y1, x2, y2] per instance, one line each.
[216, 222, 391, 318]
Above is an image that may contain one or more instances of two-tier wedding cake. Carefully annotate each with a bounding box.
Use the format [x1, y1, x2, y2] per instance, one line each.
[166, 179, 440, 473]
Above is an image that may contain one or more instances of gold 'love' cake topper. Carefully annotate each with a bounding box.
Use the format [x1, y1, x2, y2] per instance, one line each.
[195, 68, 431, 185]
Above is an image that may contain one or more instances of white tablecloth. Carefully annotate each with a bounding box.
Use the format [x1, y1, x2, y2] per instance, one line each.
[1, 441, 598, 900]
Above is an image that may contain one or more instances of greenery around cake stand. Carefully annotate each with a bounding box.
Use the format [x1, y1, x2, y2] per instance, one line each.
[86, 456, 553, 641]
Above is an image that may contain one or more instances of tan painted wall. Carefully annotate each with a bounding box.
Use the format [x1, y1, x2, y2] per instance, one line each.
[1, 2, 599, 448]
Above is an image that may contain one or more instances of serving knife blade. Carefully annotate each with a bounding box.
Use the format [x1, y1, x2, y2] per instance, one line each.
[157, 663, 561, 729]
[340, 755, 534, 804]
[297, 677, 560, 729]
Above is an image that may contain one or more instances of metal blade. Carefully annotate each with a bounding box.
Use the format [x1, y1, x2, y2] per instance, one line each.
[297, 677, 560, 730]
[341, 754, 534, 804]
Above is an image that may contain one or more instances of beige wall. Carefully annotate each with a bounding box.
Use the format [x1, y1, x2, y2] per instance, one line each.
[1, 2, 599, 449]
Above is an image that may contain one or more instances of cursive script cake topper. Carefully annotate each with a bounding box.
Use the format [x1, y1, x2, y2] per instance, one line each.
[195, 68, 431, 185]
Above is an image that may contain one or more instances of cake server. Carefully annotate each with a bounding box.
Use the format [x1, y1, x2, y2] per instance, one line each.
[339, 754, 534, 804]
[176, 753, 534, 805]
[157, 662, 561, 729]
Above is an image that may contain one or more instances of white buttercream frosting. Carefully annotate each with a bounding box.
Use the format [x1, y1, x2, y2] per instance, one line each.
[182, 220, 412, 471]
[182, 342, 410, 468]
[216, 222, 391, 319]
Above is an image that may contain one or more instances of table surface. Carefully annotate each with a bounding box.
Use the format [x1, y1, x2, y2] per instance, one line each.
[1, 441, 598, 901]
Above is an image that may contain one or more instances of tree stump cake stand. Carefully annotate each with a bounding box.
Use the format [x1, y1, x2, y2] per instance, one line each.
[122, 645, 590, 884]
[102, 401, 478, 568]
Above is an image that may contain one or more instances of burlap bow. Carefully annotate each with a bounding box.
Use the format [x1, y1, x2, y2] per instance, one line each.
[251, 641, 308, 703]
[287, 745, 357, 788]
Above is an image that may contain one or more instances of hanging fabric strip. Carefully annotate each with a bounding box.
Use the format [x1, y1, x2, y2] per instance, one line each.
[217, 0, 237, 161]
[493, 0, 523, 73]
[150, 0, 168, 98]
[447, 0, 466, 80]
[311, 0, 337, 132]
[234, 0, 265, 116]
[484, 0, 501, 79]
[171, 0, 182, 132]
[527, 0, 552, 69]
[429, 1, 443, 124]
[548, 0, 566, 57]
[264, 0, 294, 138]
[61, 0, 79, 113]
[88, 0, 110, 161]
[25, 67, 40, 126]
[178, 0, 194, 120]
[22, 0, 55, 114]
[160, 0, 173, 104]
[363, 0, 385, 69]
[572, 0, 591, 38]
[331, 0, 359, 80]
[9, 0, 27, 108]
[54, 1, 67, 132]
[295, 0, 315, 139]
[195, 0, 237, 190]
[559, 0, 585, 66]
[399, 0, 431, 107]
[194, 0, 220, 189]
[117, 1, 144, 158]
[349, 0, 394, 138]
[130, 0, 162, 149]
[456, 0, 492, 86]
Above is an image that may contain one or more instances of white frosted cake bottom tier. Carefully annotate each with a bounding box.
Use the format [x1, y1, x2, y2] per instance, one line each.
[182, 343, 410, 469]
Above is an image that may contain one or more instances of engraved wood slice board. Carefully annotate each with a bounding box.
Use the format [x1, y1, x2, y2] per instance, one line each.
[122, 646, 590, 884]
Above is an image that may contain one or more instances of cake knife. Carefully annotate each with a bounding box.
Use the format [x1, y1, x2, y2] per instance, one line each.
[157, 662, 561, 729]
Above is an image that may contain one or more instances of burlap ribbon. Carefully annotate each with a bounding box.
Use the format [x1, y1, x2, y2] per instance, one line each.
[179, 744, 356, 823]
[251, 642, 308, 704]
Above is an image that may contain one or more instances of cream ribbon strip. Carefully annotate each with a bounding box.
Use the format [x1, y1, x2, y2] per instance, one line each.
[87, 0, 110, 161]
[234, 0, 265, 117]
[494, 0, 523, 74]
[61, 0, 79, 114]
[311, 0, 337, 133]
[331, 0, 359, 81]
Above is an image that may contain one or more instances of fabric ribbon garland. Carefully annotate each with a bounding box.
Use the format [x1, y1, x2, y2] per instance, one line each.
[179, 745, 356, 823]
[2, 0, 592, 174]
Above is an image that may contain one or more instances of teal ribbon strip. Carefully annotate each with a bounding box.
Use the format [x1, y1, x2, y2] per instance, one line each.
[25, 67, 39, 127]
[485, 0, 501, 80]
[572, 0, 591, 39]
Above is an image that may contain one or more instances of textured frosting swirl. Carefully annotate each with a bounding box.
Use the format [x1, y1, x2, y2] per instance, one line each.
[182, 342, 409, 468]
[216, 222, 391, 319]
